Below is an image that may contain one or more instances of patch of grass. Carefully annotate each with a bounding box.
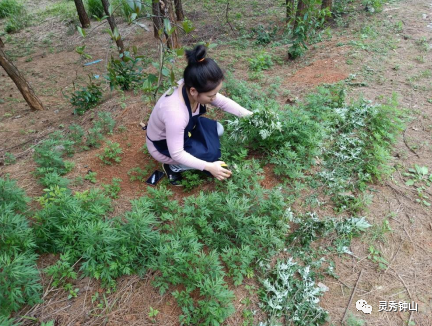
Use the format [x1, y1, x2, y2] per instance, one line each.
[87, 0, 104, 19]
[39, 1, 78, 22]
[0, 0, 23, 18]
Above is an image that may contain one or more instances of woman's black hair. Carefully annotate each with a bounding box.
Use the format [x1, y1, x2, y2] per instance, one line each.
[183, 44, 224, 93]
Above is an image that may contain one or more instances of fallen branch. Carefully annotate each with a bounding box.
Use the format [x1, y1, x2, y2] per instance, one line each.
[341, 269, 364, 324]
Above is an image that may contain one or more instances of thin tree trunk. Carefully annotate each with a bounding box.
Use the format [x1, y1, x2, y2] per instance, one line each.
[101, 0, 125, 57]
[294, 0, 307, 31]
[0, 37, 4, 48]
[161, 0, 179, 48]
[0, 47, 44, 110]
[74, 0, 91, 28]
[174, 0, 184, 21]
[321, 0, 332, 11]
[152, 0, 180, 48]
[152, 0, 164, 39]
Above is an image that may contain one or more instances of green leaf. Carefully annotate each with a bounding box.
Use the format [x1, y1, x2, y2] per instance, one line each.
[405, 179, 415, 186]
[130, 13, 137, 22]
[108, 4, 114, 16]
[182, 19, 195, 34]
[77, 26, 86, 38]
[175, 48, 185, 56]
[163, 18, 172, 36]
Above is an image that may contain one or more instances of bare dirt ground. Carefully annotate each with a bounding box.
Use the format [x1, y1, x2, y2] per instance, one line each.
[1, 0, 432, 325]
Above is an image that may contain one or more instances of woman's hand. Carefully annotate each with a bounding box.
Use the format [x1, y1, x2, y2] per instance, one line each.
[204, 161, 232, 181]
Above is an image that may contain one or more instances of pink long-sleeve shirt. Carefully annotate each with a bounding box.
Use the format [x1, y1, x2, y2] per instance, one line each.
[146, 80, 252, 170]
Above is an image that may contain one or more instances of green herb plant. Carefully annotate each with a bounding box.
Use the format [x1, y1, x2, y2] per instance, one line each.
[69, 79, 103, 116]
[98, 141, 123, 165]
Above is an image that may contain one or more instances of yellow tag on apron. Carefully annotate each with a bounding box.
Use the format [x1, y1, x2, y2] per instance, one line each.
[188, 132, 192, 137]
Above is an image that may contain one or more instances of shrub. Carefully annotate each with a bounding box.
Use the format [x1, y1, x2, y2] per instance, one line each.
[0, 204, 35, 256]
[260, 258, 328, 326]
[0, 176, 30, 213]
[247, 51, 274, 71]
[106, 53, 145, 90]
[69, 80, 103, 115]
[33, 131, 75, 177]
[98, 141, 123, 165]
[0, 0, 23, 18]
[0, 252, 42, 315]
[4, 152, 16, 165]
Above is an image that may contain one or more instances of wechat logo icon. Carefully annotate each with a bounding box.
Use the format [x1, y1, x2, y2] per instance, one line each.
[356, 299, 372, 314]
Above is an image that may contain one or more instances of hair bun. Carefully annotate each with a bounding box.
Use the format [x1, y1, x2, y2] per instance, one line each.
[185, 44, 207, 64]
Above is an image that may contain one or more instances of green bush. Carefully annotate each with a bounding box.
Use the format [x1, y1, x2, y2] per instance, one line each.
[247, 51, 273, 71]
[33, 131, 75, 177]
[0, 252, 42, 315]
[0, 176, 30, 213]
[69, 80, 103, 115]
[106, 53, 145, 90]
[98, 141, 123, 165]
[0, 204, 35, 256]
[0, 0, 23, 18]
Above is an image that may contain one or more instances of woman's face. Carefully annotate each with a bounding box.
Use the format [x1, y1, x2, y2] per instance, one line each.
[190, 82, 223, 105]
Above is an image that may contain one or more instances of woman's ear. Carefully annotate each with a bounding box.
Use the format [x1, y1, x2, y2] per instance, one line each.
[189, 87, 198, 97]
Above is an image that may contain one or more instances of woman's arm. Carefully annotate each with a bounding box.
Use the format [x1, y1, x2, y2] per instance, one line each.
[211, 93, 253, 117]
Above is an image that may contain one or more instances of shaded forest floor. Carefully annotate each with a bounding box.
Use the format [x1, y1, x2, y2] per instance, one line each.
[1, 0, 432, 325]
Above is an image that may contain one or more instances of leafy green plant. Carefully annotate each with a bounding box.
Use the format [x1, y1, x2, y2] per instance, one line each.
[69, 79, 103, 115]
[288, 0, 330, 59]
[260, 258, 328, 326]
[0, 176, 30, 213]
[248, 51, 274, 71]
[253, 24, 279, 45]
[85, 171, 97, 183]
[367, 245, 388, 270]
[44, 253, 77, 289]
[106, 51, 146, 90]
[98, 141, 123, 165]
[38, 172, 70, 188]
[0, 252, 42, 314]
[4, 152, 16, 165]
[33, 131, 75, 178]
[148, 306, 159, 322]
[68, 124, 85, 145]
[180, 170, 209, 191]
[87, 0, 104, 18]
[363, 0, 384, 12]
[94, 112, 116, 135]
[404, 165, 431, 186]
[346, 313, 365, 326]
[0, 0, 23, 18]
[102, 178, 122, 198]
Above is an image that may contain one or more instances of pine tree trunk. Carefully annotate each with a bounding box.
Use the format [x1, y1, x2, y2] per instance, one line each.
[152, 0, 180, 48]
[74, 0, 91, 28]
[294, 0, 307, 31]
[152, 0, 164, 39]
[0, 47, 44, 110]
[174, 0, 184, 21]
[321, 0, 332, 11]
[101, 0, 125, 57]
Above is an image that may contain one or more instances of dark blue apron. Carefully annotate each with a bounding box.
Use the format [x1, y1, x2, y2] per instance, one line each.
[147, 85, 221, 162]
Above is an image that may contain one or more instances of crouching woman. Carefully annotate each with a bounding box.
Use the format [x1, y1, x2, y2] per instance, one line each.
[145, 45, 252, 186]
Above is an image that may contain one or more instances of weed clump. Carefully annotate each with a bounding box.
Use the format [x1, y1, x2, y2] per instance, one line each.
[0, 178, 42, 315]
